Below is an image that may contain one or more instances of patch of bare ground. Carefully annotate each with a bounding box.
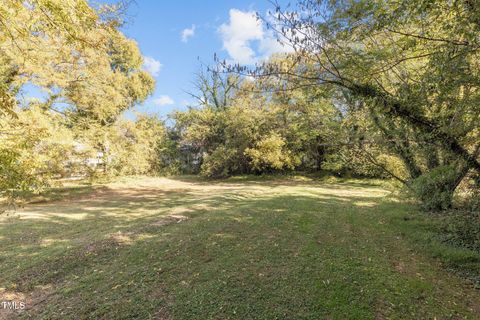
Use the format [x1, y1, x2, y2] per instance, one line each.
[392, 257, 419, 276]
[18, 229, 179, 318]
[66, 187, 192, 204]
[151, 287, 173, 320]
[151, 214, 189, 227]
[0, 285, 54, 320]
[154, 306, 173, 320]
[374, 298, 391, 320]
[83, 238, 122, 254]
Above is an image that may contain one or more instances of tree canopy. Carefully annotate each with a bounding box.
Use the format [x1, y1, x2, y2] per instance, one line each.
[0, 0, 157, 198]
[229, 0, 480, 209]
[0, 0, 478, 211]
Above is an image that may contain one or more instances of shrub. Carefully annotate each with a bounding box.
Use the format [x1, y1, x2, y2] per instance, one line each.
[410, 165, 459, 211]
[201, 146, 238, 178]
[442, 211, 480, 253]
[244, 133, 299, 173]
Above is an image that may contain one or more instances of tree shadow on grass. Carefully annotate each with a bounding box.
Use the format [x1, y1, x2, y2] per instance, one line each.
[1, 177, 478, 319]
[0, 178, 384, 280]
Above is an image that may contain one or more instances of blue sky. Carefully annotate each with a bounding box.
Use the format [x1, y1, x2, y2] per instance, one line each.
[120, 0, 293, 119]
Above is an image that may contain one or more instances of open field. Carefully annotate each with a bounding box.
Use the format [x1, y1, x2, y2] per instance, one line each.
[1, 176, 479, 319]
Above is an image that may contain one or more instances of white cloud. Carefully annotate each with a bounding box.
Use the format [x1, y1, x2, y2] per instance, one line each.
[181, 25, 196, 42]
[259, 32, 294, 58]
[143, 56, 162, 77]
[261, 11, 301, 58]
[181, 99, 196, 107]
[219, 9, 263, 64]
[244, 75, 256, 82]
[218, 9, 294, 65]
[153, 95, 174, 106]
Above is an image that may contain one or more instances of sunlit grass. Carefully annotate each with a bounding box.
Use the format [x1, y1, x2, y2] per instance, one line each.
[0, 176, 479, 319]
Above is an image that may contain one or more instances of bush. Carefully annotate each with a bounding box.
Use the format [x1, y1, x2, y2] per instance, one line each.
[410, 165, 459, 211]
[321, 147, 399, 179]
[376, 154, 409, 180]
[442, 211, 480, 253]
[201, 146, 238, 178]
[244, 133, 299, 173]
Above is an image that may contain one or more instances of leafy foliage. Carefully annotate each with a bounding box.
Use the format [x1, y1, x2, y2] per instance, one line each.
[411, 165, 461, 211]
[232, 0, 480, 209]
[442, 211, 480, 253]
[162, 75, 347, 178]
[0, 0, 157, 197]
[245, 133, 299, 172]
[1, 0, 478, 214]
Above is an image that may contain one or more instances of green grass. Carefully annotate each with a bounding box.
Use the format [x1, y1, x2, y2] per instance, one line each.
[0, 180, 98, 212]
[0, 176, 479, 319]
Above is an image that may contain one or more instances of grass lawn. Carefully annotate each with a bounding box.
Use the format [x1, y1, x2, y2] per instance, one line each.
[1, 176, 479, 319]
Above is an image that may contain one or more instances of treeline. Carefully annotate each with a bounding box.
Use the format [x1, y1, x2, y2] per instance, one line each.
[231, 0, 480, 212]
[0, 0, 479, 214]
[156, 69, 400, 181]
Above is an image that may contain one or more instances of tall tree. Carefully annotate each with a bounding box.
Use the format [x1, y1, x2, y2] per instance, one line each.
[0, 0, 155, 196]
[240, 0, 480, 209]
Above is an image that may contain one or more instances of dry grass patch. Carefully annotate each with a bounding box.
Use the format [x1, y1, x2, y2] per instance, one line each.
[0, 176, 479, 319]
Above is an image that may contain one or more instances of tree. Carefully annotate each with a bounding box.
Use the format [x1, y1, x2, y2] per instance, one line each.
[168, 68, 351, 178]
[240, 0, 480, 209]
[0, 0, 155, 197]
